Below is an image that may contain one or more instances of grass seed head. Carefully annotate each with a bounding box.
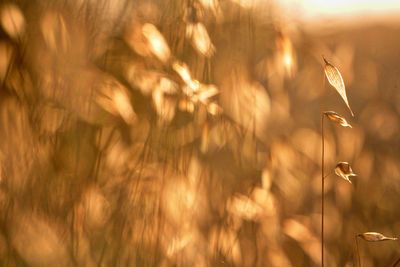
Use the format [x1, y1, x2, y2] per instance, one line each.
[323, 56, 354, 117]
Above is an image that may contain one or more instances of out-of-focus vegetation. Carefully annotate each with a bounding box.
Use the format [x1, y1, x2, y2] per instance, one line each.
[0, 0, 399, 266]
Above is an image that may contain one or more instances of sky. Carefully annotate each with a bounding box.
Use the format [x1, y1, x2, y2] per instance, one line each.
[279, 0, 400, 20]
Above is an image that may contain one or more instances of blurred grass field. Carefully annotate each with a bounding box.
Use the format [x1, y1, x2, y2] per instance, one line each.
[0, 0, 400, 266]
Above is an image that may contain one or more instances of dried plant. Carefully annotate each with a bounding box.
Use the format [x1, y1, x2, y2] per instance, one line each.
[334, 162, 357, 184]
[0, 1, 398, 266]
[324, 111, 352, 128]
[356, 232, 398, 267]
[323, 57, 354, 116]
[322, 58, 397, 267]
[321, 57, 355, 266]
[358, 232, 398, 242]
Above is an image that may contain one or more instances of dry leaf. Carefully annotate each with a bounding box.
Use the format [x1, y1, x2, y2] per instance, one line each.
[323, 57, 354, 117]
[112, 89, 136, 124]
[96, 78, 136, 124]
[186, 23, 215, 57]
[207, 102, 222, 116]
[334, 162, 356, 184]
[172, 61, 199, 91]
[324, 111, 352, 128]
[142, 23, 171, 63]
[152, 87, 176, 124]
[358, 232, 398, 242]
[227, 194, 264, 221]
[0, 4, 25, 39]
[197, 84, 219, 104]
[158, 77, 178, 95]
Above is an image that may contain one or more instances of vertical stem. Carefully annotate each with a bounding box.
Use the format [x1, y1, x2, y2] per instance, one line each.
[355, 235, 361, 267]
[321, 72, 326, 267]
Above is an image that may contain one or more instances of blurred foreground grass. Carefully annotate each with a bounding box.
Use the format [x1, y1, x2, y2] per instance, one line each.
[0, 0, 400, 266]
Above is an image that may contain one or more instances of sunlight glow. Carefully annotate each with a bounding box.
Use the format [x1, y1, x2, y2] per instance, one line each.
[280, 0, 400, 19]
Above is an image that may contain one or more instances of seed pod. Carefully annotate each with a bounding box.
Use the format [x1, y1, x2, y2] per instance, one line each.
[334, 162, 356, 184]
[323, 57, 354, 117]
[358, 232, 398, 242]
[324, 111, 352, 128]
[207, 102, 222, 116]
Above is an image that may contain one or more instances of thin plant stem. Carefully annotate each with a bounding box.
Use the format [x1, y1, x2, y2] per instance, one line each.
[355, 235, 361, 267]
[321, 70, 326, 267]
[392, 256, 400, 267]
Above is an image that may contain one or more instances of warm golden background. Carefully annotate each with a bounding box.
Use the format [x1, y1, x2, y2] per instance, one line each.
[0, 0, 399, 266]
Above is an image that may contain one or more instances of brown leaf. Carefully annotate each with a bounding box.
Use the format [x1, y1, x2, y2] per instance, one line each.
[142, 23, 171, 63]
[0, 4, 25, 39]
[334, 162, 356, 184]
[207, 102, 222, 116]
[197, 84, 219, 104]
[358, 232, 398, 242]
[324, 111, 352, 128]
[96, 78, 136, 124]
[186, 23, 215, 57]
[323, 57, 354, 117]
[172, 61, 199, 92]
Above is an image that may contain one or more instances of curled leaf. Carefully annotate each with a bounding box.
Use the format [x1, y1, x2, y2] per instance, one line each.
[334, 162, 356, 184]
[358, 232, 398, 242]
[324, 111, 352, 128]
[323, 57, 354, 117]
